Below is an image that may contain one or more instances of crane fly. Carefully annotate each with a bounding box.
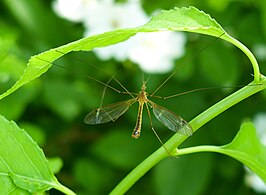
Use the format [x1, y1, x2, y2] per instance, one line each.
[36, 33, 227, 148]
[83, 33, 226, 138]
[84, 79, 193, 139]
[36, 51, 193, 141]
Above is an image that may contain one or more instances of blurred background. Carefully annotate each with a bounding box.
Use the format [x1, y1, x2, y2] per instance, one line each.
[0, 0, 266, 194]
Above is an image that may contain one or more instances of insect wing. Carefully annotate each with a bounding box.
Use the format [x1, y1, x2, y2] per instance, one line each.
[149, 101, 193, 136]
[84, 99, 136, 124]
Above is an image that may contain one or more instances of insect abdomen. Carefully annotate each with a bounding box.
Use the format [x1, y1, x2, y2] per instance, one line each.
[132, 102, 144, 139]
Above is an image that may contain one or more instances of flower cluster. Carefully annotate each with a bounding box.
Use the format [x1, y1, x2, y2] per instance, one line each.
[52, 0, 186, 73]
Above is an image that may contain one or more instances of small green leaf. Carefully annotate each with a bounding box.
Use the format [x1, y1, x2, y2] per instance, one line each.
[0, 115, 68, 193]
[0, 28, 138, 101]
[221, 122, 266, 182]
[179, 121, 266, 183]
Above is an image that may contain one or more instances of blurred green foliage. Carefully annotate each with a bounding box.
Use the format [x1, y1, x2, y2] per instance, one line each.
[0, 0, 266, 194]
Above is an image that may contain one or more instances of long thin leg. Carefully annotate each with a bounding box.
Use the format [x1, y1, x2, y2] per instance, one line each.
[99, 77, 114, 108]
[150, 84, 259, 100]
[36, 55, 123, 93]
[37, 50, 136, 98]
[144, 102, 172, 156]
[92, 76, 116, 122]
[89, 75, 135, 124]
[150, 32, 225, 97]
[111, 76, 135, 99]
[150, 86, 231, 99]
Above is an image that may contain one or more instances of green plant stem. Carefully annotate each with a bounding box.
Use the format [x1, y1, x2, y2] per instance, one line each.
[177, 144, 249, 159]
[53, 182, 77, 195]
[110, 77, 266, 195]
[177, 145, 222, 155]
[222, 35, 261, 82]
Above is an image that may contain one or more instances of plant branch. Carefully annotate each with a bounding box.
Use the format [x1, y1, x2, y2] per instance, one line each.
[110, 76, 266, 195]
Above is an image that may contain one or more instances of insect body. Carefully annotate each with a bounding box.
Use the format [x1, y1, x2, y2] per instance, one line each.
[84, 80, 193, 138]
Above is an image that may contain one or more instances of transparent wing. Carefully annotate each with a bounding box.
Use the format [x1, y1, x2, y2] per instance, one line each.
[84, 99, 136, 124]
[149, 100, 193, 136]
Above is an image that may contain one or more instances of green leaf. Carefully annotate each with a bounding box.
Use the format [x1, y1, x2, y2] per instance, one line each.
[221, 122, 266, 182]
[0, 6, 234, 100]
[178, 121, 266, 183]
[0, 177, 31, 195]
[142, 6, 225, 37]
[0, 115, 70, 193]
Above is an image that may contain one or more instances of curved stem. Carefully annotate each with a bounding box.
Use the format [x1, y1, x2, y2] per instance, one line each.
[110, 77, 266, 195]
[222, 35, 261, 82]
[177, 145, 222, 156]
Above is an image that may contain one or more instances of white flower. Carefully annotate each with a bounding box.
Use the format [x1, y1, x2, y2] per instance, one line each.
[128, 31, 186, 73]
[52, 0, 95, 22]
[244, 113, 266, 193]
[83, 0, 186, 73]
[83, 0, 149, 61]
[83, 0, 148, 35]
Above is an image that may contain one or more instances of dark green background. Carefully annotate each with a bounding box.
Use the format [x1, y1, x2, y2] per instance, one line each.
[0, 0, 266, 194]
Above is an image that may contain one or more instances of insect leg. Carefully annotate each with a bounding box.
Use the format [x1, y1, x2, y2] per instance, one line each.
[145, 102, 173, 156]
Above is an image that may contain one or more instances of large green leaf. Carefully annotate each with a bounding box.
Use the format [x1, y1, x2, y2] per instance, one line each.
[221, 122, 266, 182]
[0, 115, 72, 194]
[0, 6, 230, 100]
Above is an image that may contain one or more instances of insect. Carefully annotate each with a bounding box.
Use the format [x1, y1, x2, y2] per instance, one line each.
[82, 34, 226, 140]
[84, 77, 193, 139]
[37, 33, 226, 146]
